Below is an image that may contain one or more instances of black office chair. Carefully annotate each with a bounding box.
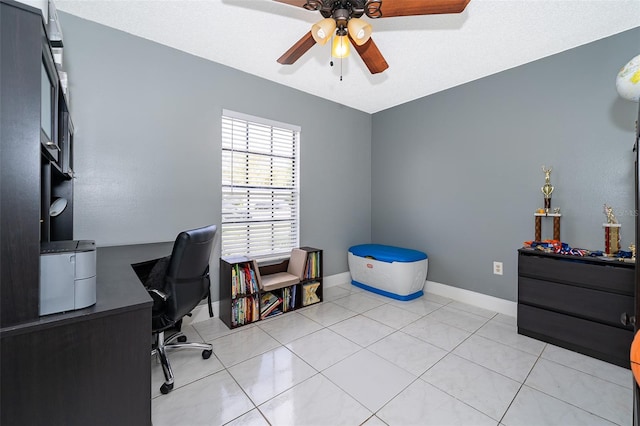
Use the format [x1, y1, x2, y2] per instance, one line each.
[141, 224, 217, 395]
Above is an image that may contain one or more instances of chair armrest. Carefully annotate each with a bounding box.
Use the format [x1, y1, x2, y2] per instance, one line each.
[288, 248, 308, 280]
[147, 288, 168, 301]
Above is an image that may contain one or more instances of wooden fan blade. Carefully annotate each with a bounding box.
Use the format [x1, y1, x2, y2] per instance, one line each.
[277, 31, 317, 65]
[273, 0, 309, 8]
[349, 36, 389, 74]
[378, 0, 470, 17]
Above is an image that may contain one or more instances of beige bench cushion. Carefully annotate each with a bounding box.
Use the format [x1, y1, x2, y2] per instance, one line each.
[254, 249, 309, 292]
[260, 272, 300, 291]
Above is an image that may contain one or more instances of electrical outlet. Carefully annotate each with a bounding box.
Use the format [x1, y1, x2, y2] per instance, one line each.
[493, 261, 503, 275]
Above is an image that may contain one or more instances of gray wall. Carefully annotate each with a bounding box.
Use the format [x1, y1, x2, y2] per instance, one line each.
[372, 28, 640, 302]
[60, 11, 639, 304]
[59, 13, 372, 300]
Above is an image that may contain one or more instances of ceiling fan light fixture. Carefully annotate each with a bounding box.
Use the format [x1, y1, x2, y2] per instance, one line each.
[311, 18, 336, 45]
[347, 17, 372, 45]
[332, 34, 350, 58]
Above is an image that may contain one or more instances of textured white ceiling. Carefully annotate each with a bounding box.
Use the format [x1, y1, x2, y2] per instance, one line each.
[55, 0, 640, 113]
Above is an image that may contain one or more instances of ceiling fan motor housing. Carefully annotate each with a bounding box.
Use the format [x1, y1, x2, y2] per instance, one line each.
[306, 0, 382, 20]
[333, 8, 350, 28]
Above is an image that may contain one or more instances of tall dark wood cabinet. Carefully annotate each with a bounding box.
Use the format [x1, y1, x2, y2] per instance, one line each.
[1, 0, 74, 327]
[1, 0, 43, 327]
[1, 2, 152, 425]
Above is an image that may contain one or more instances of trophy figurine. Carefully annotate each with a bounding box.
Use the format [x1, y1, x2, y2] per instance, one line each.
[534, 166, 561, 241]
[604, 203, 618, 224]
[541, 166, 554, 213]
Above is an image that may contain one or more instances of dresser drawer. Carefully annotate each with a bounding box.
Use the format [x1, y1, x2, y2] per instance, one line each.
[518, 254, 633, 295]
[518, 304, 633, 368]
[519, 277, 634, 329]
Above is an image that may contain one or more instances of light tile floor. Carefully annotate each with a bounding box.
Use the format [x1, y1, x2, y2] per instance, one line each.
[151, 284, 634, 426]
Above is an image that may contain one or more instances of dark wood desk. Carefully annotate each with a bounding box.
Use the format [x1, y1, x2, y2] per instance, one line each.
[0, 242, 172, 426]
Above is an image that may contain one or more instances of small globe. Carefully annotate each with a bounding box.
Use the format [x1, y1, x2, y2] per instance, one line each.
[616, 54, 640, 102]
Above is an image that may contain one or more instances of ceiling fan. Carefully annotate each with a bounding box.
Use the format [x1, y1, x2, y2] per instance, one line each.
[274, 0, 471, 74]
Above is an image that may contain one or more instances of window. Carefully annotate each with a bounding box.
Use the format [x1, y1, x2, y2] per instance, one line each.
[221, 110, 300, 259]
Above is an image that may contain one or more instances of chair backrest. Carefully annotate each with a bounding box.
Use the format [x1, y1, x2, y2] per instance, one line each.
[164, 224, 216, 321]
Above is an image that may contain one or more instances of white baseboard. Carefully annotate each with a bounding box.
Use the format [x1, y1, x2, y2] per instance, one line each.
[187, 276, 516, 325]
[323, 272, 351, 288]
[324, 273, 516, 317]
[425, 280, 517, 317]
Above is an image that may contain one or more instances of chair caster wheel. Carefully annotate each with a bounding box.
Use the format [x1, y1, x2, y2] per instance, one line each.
[202, 349, 212, 359]
[177, 335, 187, 343]
[160, 382, 174, 394]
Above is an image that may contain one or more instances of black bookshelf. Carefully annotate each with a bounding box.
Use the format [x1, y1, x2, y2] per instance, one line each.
[219, 247, 323, 329]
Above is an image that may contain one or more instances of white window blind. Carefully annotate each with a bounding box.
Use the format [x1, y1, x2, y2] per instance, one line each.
[221, 110, 300, 259]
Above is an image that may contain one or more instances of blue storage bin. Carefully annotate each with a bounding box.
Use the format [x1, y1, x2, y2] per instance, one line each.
[348, 244, 428, 301]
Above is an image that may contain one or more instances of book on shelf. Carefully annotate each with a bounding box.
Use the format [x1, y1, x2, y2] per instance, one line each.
[231, 267, 238, 298]
[302, 281, 320, 306]
[282, 287, 290, 312]
[231, 262, 259, 298]
[237, 263, 245, 295]
[232, 263, 244, 296]
[251, 259, 262, 290]
[260, 291, 283, 319]
[304, 251, 321, 279]
[291, 284, 297, 310]
[231, 294, 259, 326]
[282, 286, 297, 312]
[264, 308, 282, 319]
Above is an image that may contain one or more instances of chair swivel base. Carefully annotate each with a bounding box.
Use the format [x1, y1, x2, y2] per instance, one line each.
[152, 330, 213, 394]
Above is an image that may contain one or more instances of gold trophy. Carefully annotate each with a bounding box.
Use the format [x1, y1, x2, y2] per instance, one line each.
[603, 203, 621, 256]
[534, 166, 561, 241]
[541, 166, 554, 213]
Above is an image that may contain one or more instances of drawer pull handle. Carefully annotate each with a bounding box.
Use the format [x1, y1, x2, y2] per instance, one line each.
[621, 312, 636, 326]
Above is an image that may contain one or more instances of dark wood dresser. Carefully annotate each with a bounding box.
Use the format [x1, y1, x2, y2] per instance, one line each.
[518, 248, 634, 368]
